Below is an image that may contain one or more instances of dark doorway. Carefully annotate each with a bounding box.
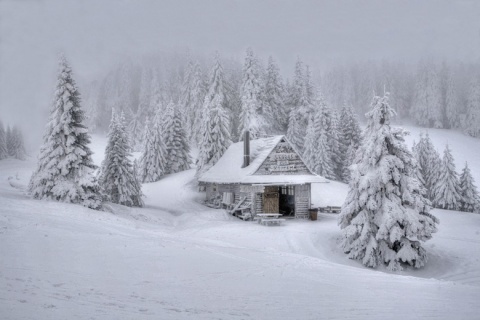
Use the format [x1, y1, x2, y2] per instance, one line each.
[279, 186, 295, 217]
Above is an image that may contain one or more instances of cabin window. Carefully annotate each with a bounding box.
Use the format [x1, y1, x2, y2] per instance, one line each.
[280, 186, 295, 196]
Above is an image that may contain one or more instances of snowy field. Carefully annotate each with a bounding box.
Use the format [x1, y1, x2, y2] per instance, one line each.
[1, 127, 480, 319]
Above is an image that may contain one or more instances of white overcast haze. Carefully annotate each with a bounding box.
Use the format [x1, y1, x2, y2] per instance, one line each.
[1, 0, 480, 147]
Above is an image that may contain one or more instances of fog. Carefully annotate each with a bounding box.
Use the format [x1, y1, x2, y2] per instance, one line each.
[1, 0, 480, 148]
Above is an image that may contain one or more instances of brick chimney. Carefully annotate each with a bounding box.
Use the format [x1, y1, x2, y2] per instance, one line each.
[242, 131, 250, 168]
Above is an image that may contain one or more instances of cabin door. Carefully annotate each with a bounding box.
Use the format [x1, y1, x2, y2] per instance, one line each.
[263, 186, 279, 213]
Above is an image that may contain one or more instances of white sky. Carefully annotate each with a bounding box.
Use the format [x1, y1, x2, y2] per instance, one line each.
[1, 0, 480, 144]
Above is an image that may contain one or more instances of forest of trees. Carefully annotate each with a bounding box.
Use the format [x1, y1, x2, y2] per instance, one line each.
[82, 51, 480, 144]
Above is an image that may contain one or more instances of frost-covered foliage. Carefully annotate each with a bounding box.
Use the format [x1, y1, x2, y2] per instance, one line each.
[6, 125, 14, 157]
[98, 111, 143, 207]
[9, 125, 27, 160]
[139, 115, 167, 183]
[432, 145, 462, 210]
[302, 98, 337, 179]
[411, 61, 443, 128]
[338, 104, 363, 182]
[339, 93, 438, 271]
[180, 60, 206, 145]
[239, 48, 265, 139]
[0, 120, 8, 160]
[28, 55, 101, 209]
[196, 55, 232, 176]
[263, 56, 287, 133]
[161, 101, 191, 174]
[286, 58, 309, 152]
[464, 77, 480, 138]
[459, 162, 480, 213]
[412, 133, 441, 202]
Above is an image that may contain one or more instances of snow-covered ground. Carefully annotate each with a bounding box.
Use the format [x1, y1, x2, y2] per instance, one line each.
[1, 128, 480, 319]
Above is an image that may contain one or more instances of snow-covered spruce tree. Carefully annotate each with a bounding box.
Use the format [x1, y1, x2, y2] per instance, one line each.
[286, 58, 308, 152]
[339, 103, 363, 182]
[302, 103, 335, 180]
[263, 56, 287, 133]
[180, 60, 206, 145]
[412, 133, 441, 202]
[0, 120, 7, 160]
[28, 55, 101, 209]
[239, 48, 265, 139]
[329, 109, 344, 180]
[139, 113, 167, 183]
[98, 111, 143, 207]
[10, 125, 26, 160]
[197, 95, 232, 176]
[196, 54, 232, 177]
[464, 77, 480, 138]
[459, 162, 480, 213]
[6, 125, 14, 157]
[432, 145, 462, 210]
[161, 101, 191, 174]
[338, 93, 438, 271]
[411, 61, 443, 128]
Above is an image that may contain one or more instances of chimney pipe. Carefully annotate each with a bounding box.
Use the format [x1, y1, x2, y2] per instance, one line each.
[242, 131, 250, 168]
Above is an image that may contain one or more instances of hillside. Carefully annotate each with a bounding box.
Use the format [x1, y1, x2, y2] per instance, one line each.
[0, 126, 480, 319]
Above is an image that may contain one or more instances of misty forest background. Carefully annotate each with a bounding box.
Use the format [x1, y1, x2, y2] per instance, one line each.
[81, 50, 480, 145]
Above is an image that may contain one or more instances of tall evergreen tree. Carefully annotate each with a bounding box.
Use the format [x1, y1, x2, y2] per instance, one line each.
[196, 54, 232, 176]
[162, 101, 192, 174]
[0, 120, 7, 160]
[411, 61, 443, 128]
[302, 102, 335, 179]
[181, 60, 206, 145]
[28, 55, 101, 209]
[464, 76, 480, 137]
[432, 145, 462, 210]
[10, 125, 26, 160]
[139, 114, 167, 183]
[6, 125, 14, 157]
[263, 56, 287, 133]
[339, 93, 438, 271]
[98, 111, 143, 207]
[412, 133, 442, 202]
[459, 162, 480, 213]
[338, 103, 362, 182]
[286, 58, 308, 152]
[239, 48, 265, 139]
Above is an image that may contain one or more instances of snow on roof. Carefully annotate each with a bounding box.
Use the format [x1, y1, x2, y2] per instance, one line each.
[199, 135, 328, 184]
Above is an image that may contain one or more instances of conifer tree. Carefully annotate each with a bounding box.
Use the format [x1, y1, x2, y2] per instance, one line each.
[338, 103, 362, 182]
[139, 113, 167, 183]
[181, 60, 206, 145]
[263, 56, 287, 133]
[0, 120, 7, 160]
[6, 125, 14, 157]
[286, 58, 308, 152]
[28, 55, 101, 209]
[302, 103, 335, 180]
[464, 77, 480, 137]
[239, 48, 265, 139]
[196, 54, 232, 176]
[459, 162, 480, 213]
[412, 133, 441, 202]
[339, 93, 438, 271]
[411, 61, 443, 128]
[98, 111, 143, 207]
[10, 125, 26, 160]
[432, 145, 462, 210]
[162, 101, 192, 174]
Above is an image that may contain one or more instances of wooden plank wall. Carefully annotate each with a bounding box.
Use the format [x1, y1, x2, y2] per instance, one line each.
[295, 184, 311, 218]
[255, 193, 263, 214]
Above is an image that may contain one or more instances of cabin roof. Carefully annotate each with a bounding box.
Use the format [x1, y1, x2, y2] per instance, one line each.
[198, 135, 328, 184]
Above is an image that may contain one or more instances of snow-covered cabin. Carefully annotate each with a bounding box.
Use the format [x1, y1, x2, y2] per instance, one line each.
[198, 133, 328, 218]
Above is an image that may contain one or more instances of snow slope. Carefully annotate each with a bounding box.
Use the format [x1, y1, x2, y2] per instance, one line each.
[1, 129, 480, 319]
